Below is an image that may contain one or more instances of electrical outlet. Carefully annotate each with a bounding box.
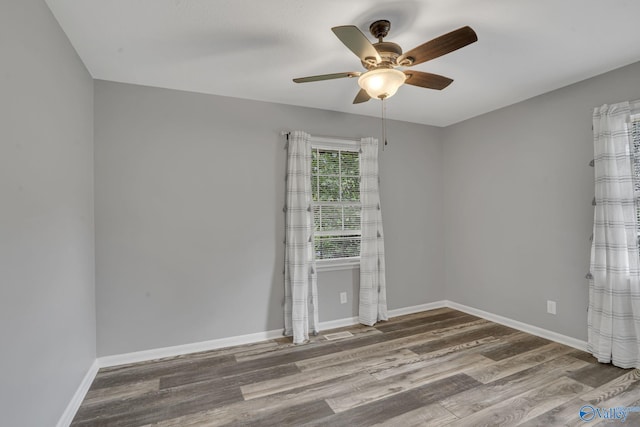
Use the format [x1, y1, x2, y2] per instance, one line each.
[340, 292, 347, 304]
[547, 300, 557, 315]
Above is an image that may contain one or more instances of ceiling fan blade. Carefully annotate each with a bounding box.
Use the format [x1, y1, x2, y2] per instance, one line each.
[331, 26, 381, 64]
[403, 71, 453, 90]
[353, 89, 371, 104]
[398, 26, 477, 66]
[293, 72, 361, 83]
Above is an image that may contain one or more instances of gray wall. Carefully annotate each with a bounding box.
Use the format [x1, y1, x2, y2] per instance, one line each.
[443, 61, 640, 340]
[94, 80, 444, 356]
[0, 1, 95, 426]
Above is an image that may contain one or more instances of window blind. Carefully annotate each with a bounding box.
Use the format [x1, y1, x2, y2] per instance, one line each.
[311, 147, 361, 260]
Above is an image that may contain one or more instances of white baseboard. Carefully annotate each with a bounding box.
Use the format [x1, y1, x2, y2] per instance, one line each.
[318, 301, 449, 331]
[319, 316, 359, 330]
[388, 301, 447, 317]
[98, 299, 586, 368]
[444, 300, 588, 351]
[56, 359, 99, 427]
[97, 302, 452, 368]
[98, 328, 285, 368]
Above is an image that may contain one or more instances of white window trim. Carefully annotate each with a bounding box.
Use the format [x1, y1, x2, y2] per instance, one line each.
[309, 136, 360, 151]
[316, 256, 360, 272]
[311, 136, 361, 271]
[631, 100, 640, 117]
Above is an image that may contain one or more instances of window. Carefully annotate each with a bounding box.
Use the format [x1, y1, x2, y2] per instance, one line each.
[311, 145, 361, 263]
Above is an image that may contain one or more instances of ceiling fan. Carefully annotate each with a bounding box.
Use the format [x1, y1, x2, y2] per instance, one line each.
[293, 20, 477, 103]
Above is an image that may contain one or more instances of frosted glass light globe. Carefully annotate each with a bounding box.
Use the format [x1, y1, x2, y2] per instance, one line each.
[358, 68, 406, 99]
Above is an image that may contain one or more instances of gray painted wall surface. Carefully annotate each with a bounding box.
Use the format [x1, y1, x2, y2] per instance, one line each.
[443, 61, 640, 341]
[0, 1, 96, 426]
[94, 80, 444, 356]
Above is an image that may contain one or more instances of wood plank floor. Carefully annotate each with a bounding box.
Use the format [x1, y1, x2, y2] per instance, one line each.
[72, 308, 640, 426]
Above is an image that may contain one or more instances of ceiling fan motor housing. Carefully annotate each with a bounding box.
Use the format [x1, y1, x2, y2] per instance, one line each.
[363, 41, 403, 69]
[361, 20, 403, 69]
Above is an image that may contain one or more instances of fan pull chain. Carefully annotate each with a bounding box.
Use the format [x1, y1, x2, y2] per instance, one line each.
[381, 98, 388, 149]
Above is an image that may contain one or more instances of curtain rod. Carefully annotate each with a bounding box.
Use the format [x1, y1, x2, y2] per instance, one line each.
[280, 130, 360, 144]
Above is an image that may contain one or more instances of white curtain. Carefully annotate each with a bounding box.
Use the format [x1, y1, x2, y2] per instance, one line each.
[283, 131, 319, 344]
[359, 137, 388, 326]
[588, 101, 640, 368]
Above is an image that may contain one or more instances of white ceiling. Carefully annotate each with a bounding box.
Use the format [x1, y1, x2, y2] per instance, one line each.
[45, 0, 640, 127]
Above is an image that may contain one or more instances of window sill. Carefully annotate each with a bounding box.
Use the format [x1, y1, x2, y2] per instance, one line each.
[316, 258, 360, 272]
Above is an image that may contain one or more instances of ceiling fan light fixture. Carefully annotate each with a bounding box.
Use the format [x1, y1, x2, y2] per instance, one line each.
[357, 68, 406, 100]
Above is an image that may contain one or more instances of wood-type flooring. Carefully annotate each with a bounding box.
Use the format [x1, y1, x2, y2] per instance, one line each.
[72, 308, 640, 426]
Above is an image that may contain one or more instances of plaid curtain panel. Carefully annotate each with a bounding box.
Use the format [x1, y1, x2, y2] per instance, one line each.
[588, 101, 640, 368]
[283, 131, 319, 344]
[359, 137, 388, 326]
